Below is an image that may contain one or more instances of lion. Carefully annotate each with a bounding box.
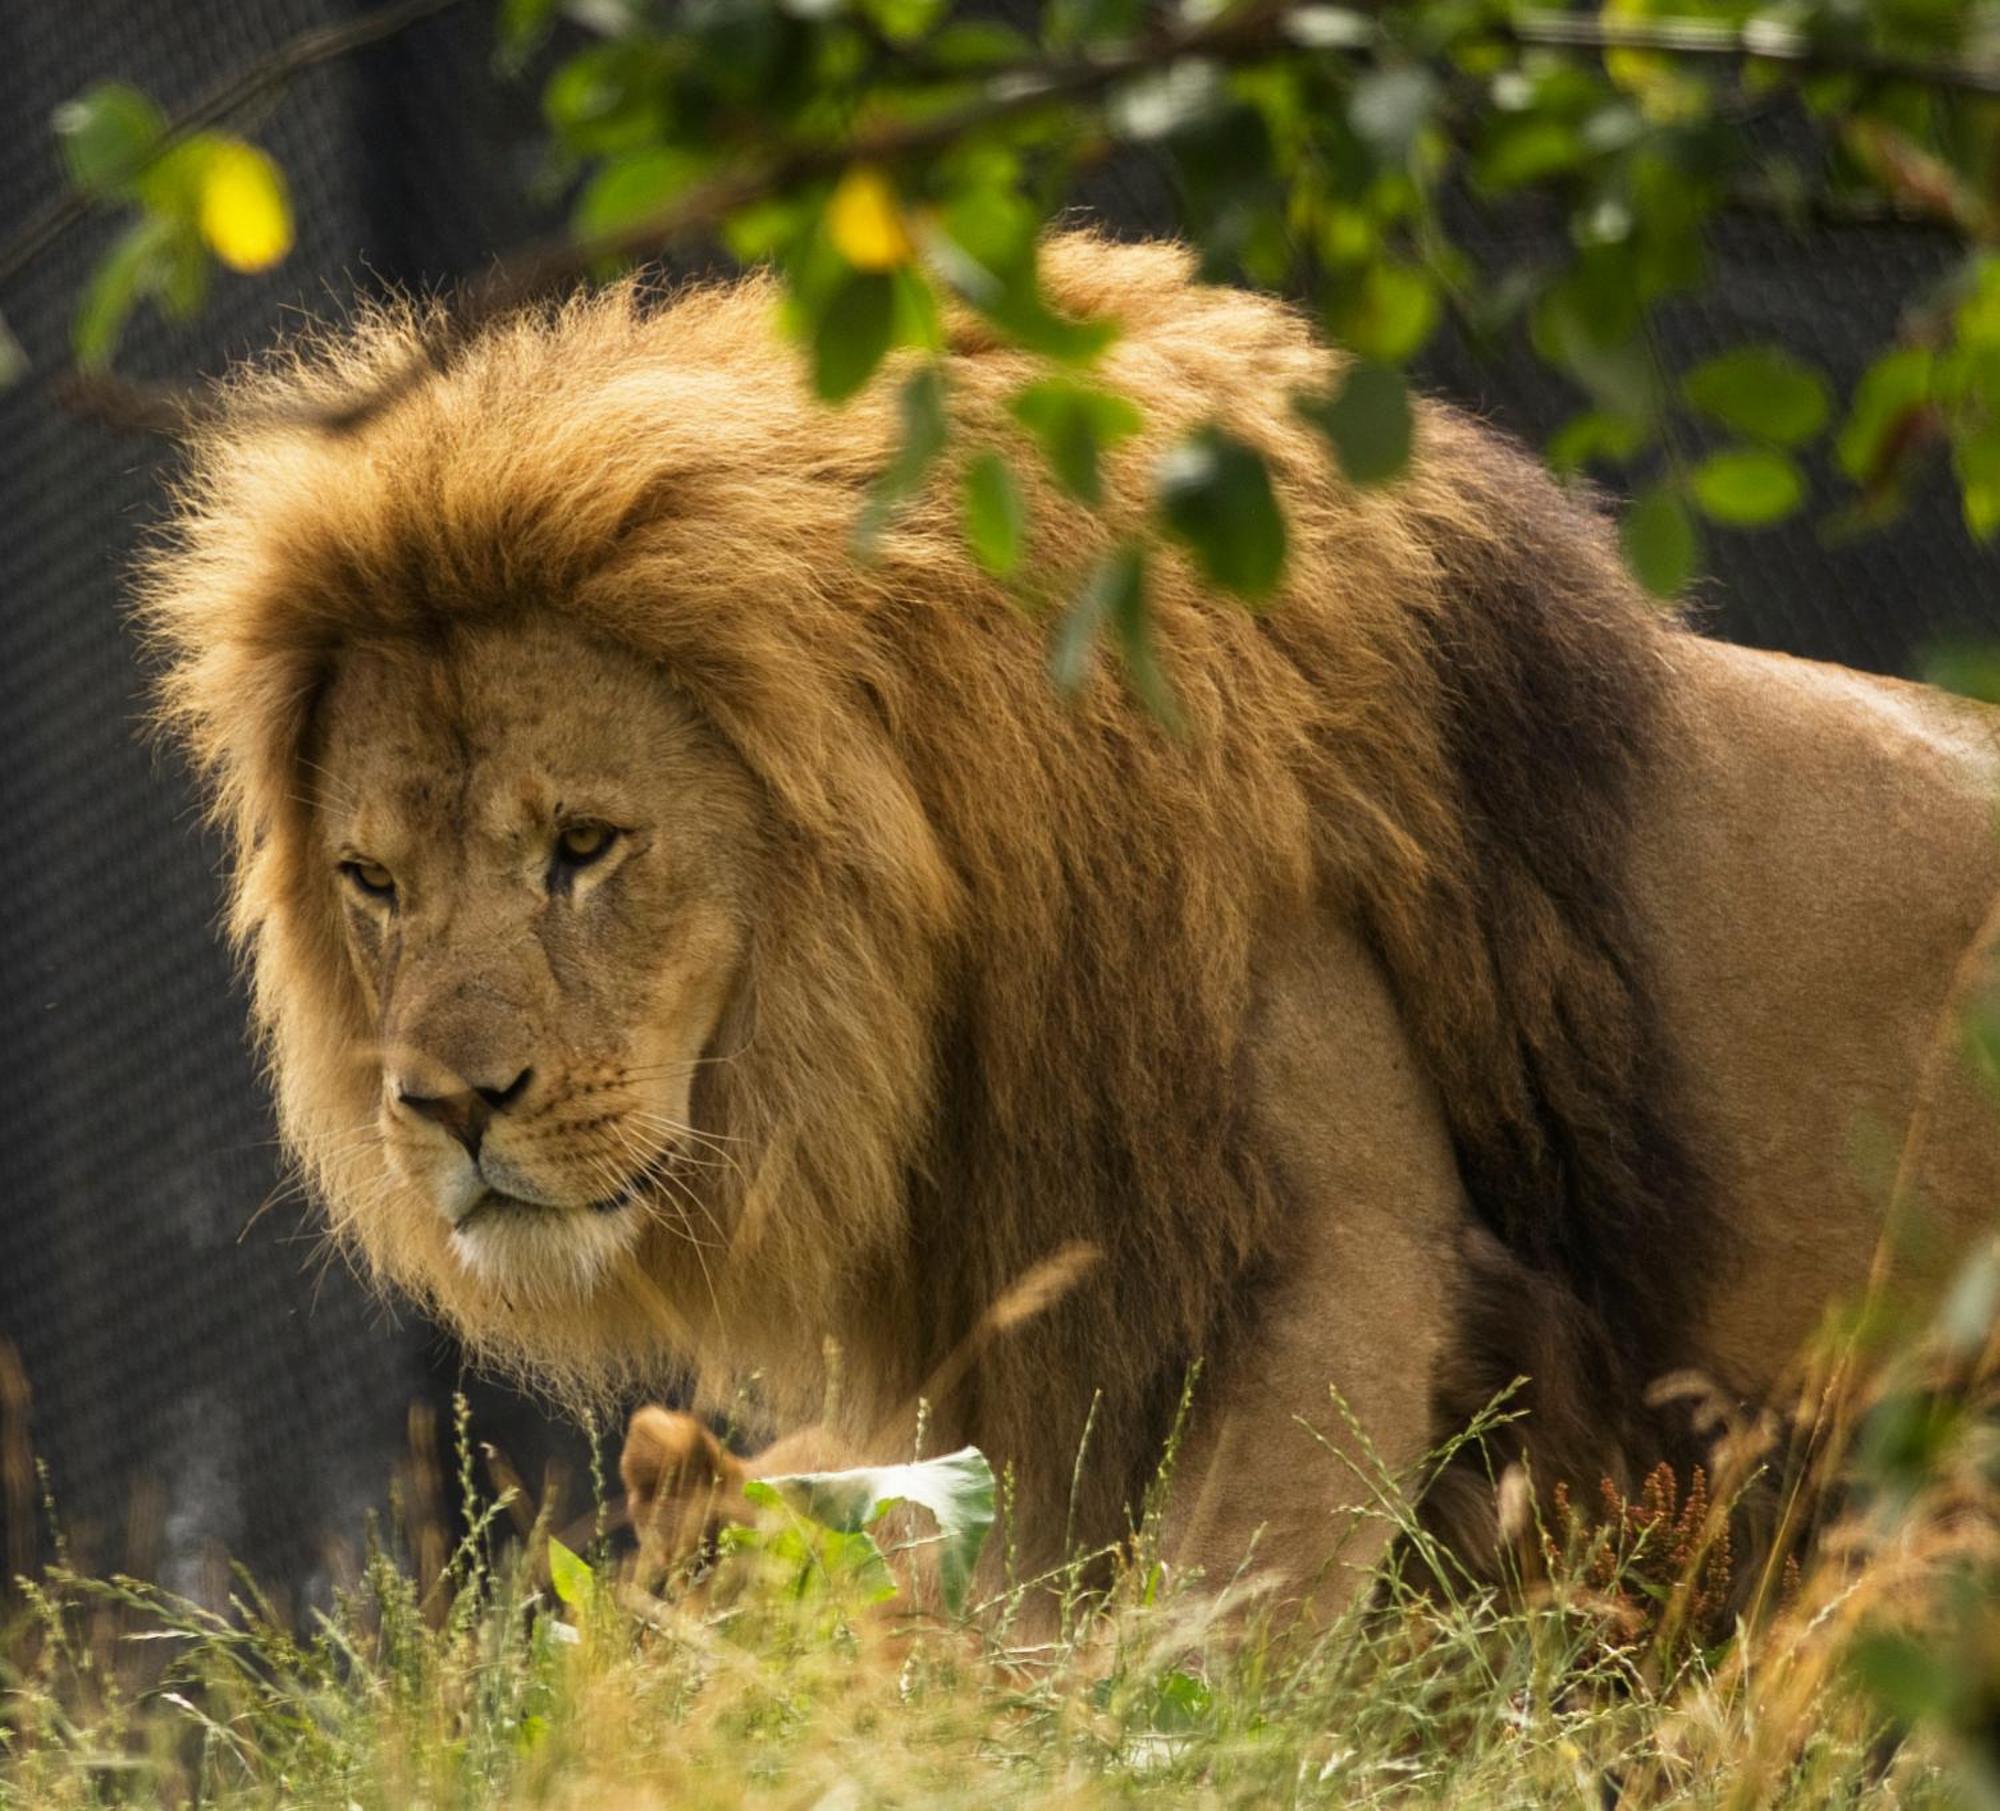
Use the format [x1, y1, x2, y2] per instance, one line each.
[139, 233, 2000, 1619]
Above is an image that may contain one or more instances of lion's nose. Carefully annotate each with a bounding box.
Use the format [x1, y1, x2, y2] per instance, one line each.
[394, 1066, 534, 1159]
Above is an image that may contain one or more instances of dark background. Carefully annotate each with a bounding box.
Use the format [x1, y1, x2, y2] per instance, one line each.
[2, 0, 1994, 1602]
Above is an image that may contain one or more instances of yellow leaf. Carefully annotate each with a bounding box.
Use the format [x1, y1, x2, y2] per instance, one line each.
[827, 165, 913, 272]
[197, 140, 293, 273]
[1600, 0, 1705, 122]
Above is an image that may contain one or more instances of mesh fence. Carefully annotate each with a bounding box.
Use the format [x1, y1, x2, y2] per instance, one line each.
[2, 0, 1995, 1600]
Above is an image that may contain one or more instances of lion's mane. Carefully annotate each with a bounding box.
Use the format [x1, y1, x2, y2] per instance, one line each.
[141, 235, 1717, 1553]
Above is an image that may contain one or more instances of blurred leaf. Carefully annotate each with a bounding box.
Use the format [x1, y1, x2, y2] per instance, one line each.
[1850, 1631, 1960, 1724]
[1923, 639, 2000, 704]
[1690, 448, 1805, 526]
[1111, 59, 1225, 141]
[196, 140, 292, 273]
[53, 82, 164, 197]
[573, 147, 704, 241]
[1548, 410, 1649, 472]
[1838, 347, 1934, 485]
[1328, 262, 1439, 366]
[1621, 483, 1699, 597]
[497, 0, 562, 70]
[546, 1536, 594, 1611]
[1299, 362, 1412, 485]
[1533, 283, 1657, 423]
[861, 0, 945, 44]
[1051, 540, 1137, 692]
[857, 364, 949, 550]
[1600, 0, 1709, 121]
[1349, 65, 1439, 164]
[963, 450, 1027, 576]
[0, 311, 23, 388]
[927, 222, 1119, 365]
[1936, 1239, 2000, 1357]
[154, 220, 211, 320]
[1009, 377, 1142, 504]
[1281, 5, 1375, 48]
[812, 269, 897, 401]
[1107, 540, 1179, 724]
[71, 214, 174, 370]
[1155, 426, 1288, 601]
[828, 165, 914, 272]
[1858, 1388, 1963, 1492]
[1475, 116, 1584, 191]
[543, 41, 669, 157]
[1952, 424, 2000, 539]
[748, 1446, 996, 1613]
[1681, 347, 1831, 446]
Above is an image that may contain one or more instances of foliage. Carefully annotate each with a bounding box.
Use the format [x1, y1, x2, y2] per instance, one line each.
[11, 0, 2000, 688]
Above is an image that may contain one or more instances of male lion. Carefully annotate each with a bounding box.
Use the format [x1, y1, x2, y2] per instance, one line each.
[143, 234, 2000, 1617]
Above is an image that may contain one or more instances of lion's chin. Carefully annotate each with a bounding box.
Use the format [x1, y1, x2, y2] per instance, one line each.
[446, 1195, 641, 1302]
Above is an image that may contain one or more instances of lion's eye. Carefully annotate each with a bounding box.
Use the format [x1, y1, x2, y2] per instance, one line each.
[554, 822, 618, 869]
[341, 857, 396, 900]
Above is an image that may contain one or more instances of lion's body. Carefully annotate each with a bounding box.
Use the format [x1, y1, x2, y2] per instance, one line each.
[142, 235, 2000, 1612]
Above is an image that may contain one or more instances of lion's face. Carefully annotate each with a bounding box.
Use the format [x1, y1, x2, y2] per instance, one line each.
[310, 615, 765, 1301]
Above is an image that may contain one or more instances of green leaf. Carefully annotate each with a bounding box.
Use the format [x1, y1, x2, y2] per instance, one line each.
[1837, 347, 1933, 485]
[53, 82, 165, 197]
[1849, 1631, 1959, 1724]
[1051, 540, 1141, 698]
[857, 364, 949, 551]
[1110, 61, 1225, 141]
[963, 451, 1027, 577]
[1327, 261, 1439, 366]
[0, 311, 24, 388]
[1106, 542, 1179, 725]
[1952, 423, 2000, 540]
[543, 42, 668, 158]
[927, 226, 1118, 365]
[1621, 483, 1699, 597]
[1690, 448, 1806, 526]
[1300, 362, 1412, 485]
[546, 1535, 595, 1611]
[1155, 426, 1288, 601]
[1474, 116, 1584, 191]
[812, 269, 897, 402]
[747, 1446, 997, 1613]
[71, 214, 175, 370]
[572, 147, 705, 242]
[1008, 377, 1142, 504]
[497, 0, 561, 71]
[1922, 639, 2000, 704]
[1348, 65, 1439, 164]
[1547, 410, 1649, 472]
[1680, 347, 1830, 446]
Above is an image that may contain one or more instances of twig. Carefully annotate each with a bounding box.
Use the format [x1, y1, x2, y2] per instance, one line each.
[0, 0, 469, 296]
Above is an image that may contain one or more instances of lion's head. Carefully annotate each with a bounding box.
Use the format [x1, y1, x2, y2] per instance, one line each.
[309, 614, 763, 1301]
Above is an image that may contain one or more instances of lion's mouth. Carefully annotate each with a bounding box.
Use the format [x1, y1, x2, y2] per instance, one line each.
[451, 1173, 651, 1232]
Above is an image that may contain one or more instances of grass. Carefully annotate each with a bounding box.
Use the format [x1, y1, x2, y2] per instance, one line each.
[4, 1244, 1998, 1811]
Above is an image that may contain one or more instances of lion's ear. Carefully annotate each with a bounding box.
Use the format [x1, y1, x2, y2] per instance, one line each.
[619, 1405, 735, 1511]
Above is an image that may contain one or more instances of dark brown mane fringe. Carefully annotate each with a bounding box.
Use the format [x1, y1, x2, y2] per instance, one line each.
[1383, 421, 1726, 1536]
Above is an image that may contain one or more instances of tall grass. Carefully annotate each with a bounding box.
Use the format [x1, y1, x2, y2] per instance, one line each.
[4, 1238, 1997, 1811]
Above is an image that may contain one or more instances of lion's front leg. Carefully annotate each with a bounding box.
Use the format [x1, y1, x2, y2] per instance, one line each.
[1160, 915, 1475, 1627]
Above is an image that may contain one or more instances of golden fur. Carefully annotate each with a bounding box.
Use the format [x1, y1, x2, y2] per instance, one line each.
[140, 235, 2000, 1604]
